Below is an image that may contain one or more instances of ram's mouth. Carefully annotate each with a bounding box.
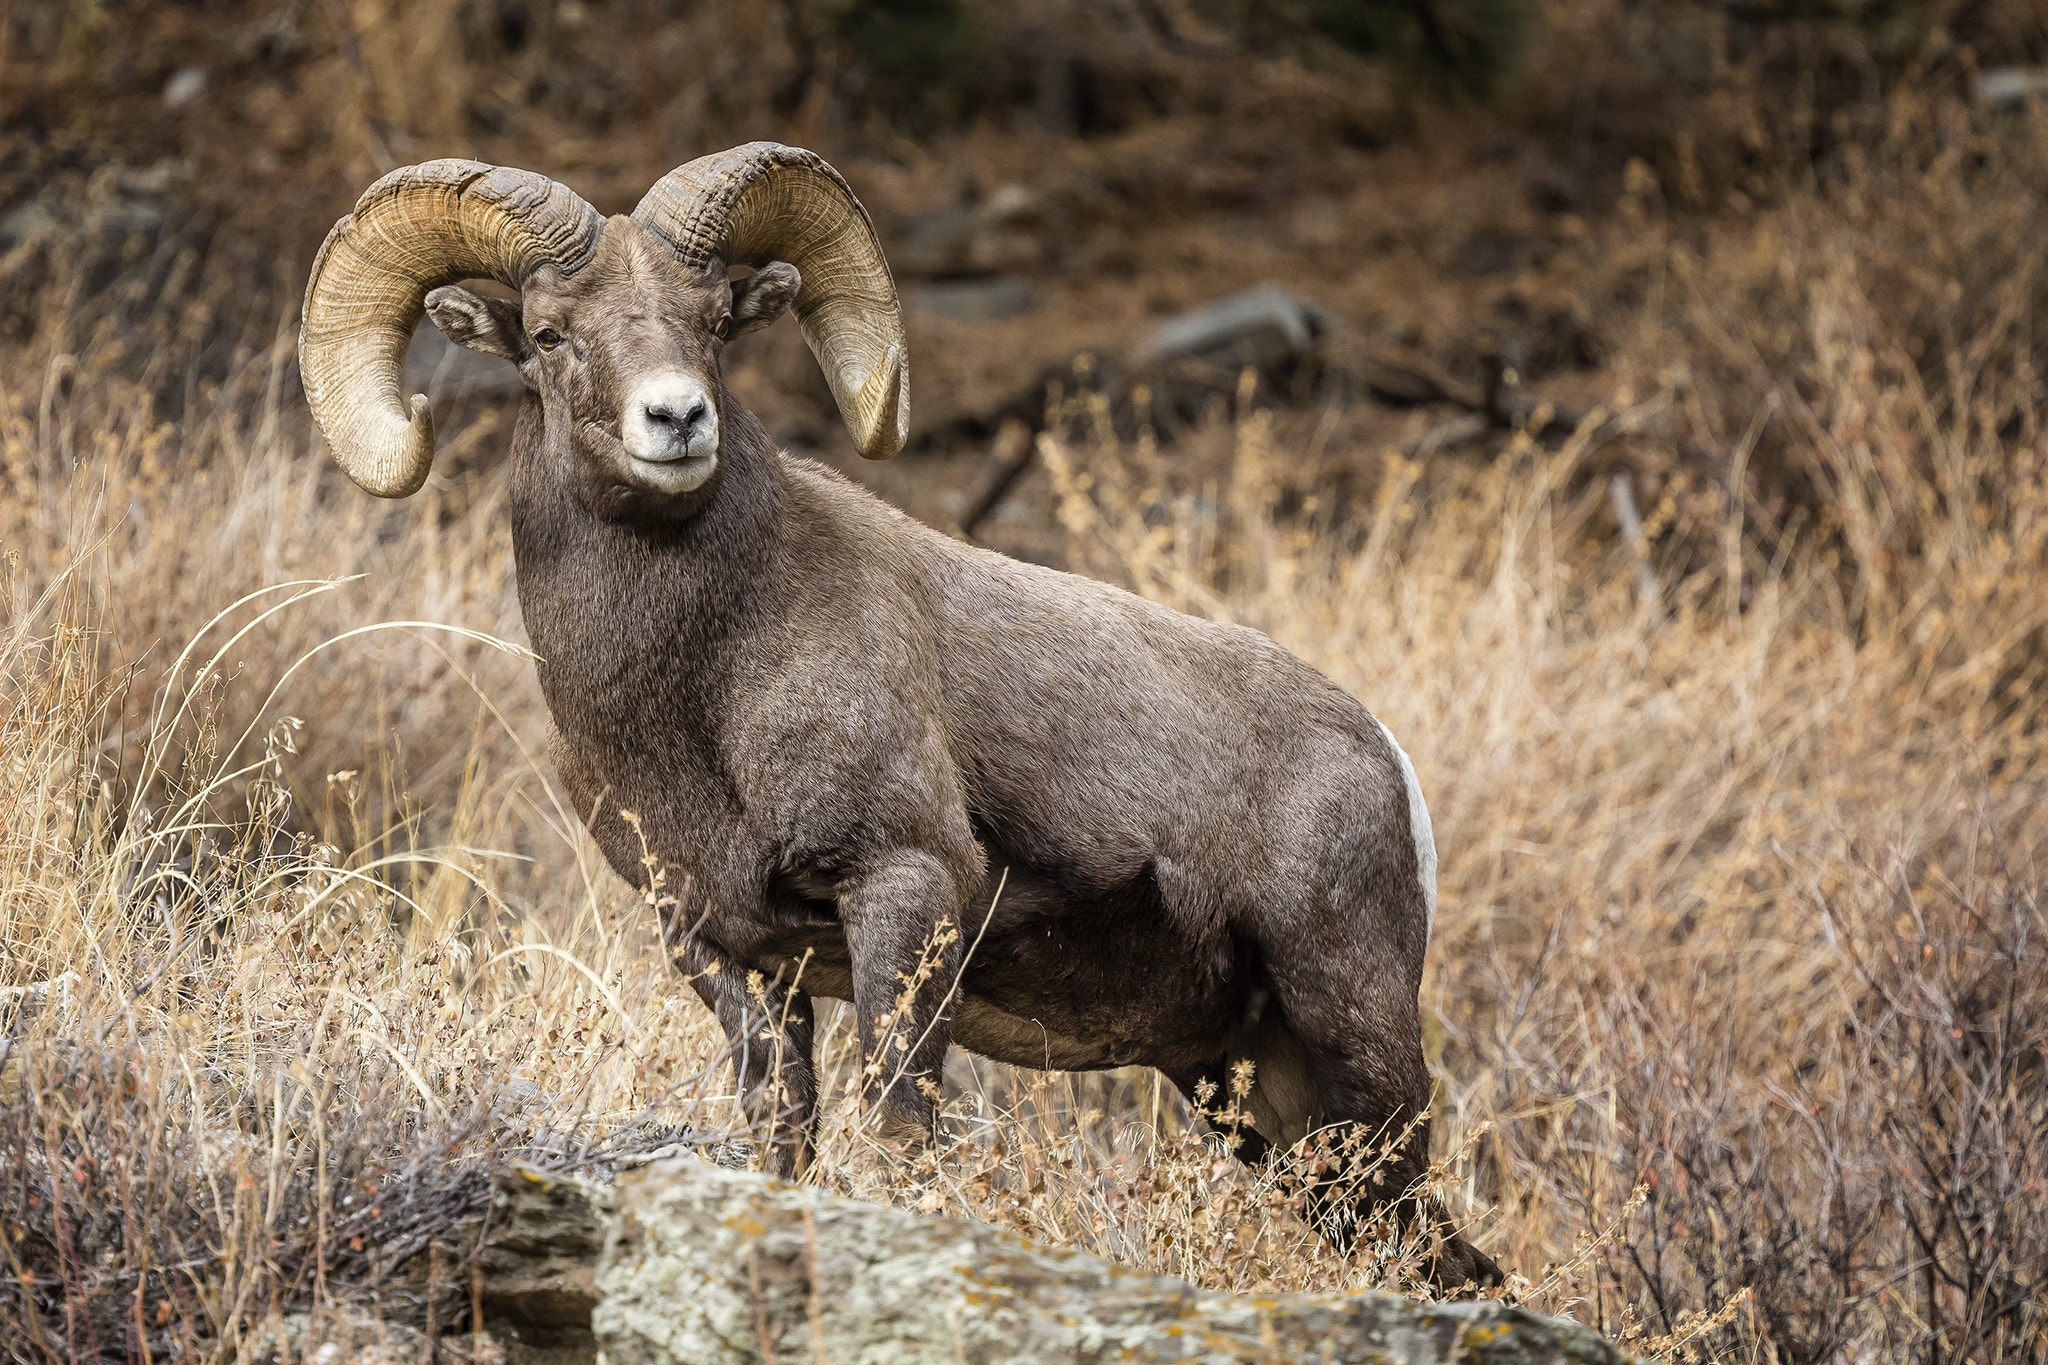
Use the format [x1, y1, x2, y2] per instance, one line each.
[630, 441, 714, 465]
[623, 413, 720, 489]
[631, 448, 718, 492]
[576, 419, 719, 495]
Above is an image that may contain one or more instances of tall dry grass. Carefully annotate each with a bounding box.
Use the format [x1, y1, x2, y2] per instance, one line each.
[2, 85, 2045, 1365]
[1003, 86, 2048, 1359]
[0, 321, 753, 1358]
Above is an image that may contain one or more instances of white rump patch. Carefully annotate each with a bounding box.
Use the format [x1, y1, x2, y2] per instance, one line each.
[1372, 716, 1438, 936]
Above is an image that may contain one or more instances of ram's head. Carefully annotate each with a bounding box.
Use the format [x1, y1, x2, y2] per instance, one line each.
[298, 143, 907, 510]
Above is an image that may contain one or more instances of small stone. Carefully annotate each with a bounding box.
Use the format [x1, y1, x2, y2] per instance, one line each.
[164, 67, 208, 110]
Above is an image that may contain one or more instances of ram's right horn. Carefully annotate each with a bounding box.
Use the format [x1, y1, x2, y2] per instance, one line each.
[299, 162, 603, 497]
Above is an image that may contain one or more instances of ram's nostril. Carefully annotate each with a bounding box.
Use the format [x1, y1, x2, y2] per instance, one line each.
[643, 399, 706, 435]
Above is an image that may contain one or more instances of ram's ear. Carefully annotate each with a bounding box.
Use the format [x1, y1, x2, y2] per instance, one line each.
[728, 262, 801, 337]
[425, 285, 531, 364]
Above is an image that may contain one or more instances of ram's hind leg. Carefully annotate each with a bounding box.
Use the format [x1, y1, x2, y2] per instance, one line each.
[1259, 951, 1501, 1289]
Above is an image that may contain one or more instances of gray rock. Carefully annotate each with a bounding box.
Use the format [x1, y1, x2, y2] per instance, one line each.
[895, 184, 1047, 279]
[163, 66, 208, 110]
[0, 160, 187, 247]
[1976, 67, 2048, 110]
[482, 1165, 614, 1334]
[909, 276, 1036, 322]
[0, 193, 161, 247]
[0, 972, 78, 1036]
[1140, 285, 1330, 373]
[246, 1308, 505, 1364]
[594, 1158, 1635, 1365]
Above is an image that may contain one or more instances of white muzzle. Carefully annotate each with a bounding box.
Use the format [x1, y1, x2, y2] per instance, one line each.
[622, 371, 720, 491]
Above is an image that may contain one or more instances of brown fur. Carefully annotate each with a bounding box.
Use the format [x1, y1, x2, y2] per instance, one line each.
[425, 217, 1498, 1287]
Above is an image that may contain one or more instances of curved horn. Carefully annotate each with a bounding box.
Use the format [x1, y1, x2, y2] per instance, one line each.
[300, 161, 603, 497]
[632, 143, 908, 460]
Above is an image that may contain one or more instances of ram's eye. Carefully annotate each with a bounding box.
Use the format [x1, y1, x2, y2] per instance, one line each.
[712, 315, 731, 342]
[533, 327, 564, 351]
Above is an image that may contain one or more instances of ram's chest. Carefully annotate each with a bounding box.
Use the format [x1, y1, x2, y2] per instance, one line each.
[546, 716, 746, 888]
[526, 587, 747, 886]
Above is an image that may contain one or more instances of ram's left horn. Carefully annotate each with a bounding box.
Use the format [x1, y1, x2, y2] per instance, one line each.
[632, 143, 909, 461]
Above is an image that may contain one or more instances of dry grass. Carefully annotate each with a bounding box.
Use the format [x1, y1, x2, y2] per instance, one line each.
[0, 339, 745, 1359]
[4, 19, 2048, 1363]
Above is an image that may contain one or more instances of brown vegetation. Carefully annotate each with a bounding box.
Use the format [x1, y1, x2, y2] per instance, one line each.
[3, 1, 2046, 1361]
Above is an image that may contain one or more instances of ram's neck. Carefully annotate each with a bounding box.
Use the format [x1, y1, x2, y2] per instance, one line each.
[507, 396, 789, 748]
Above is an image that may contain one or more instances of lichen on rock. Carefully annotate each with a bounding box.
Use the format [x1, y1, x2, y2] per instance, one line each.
[592, 1158, 1637, 1365]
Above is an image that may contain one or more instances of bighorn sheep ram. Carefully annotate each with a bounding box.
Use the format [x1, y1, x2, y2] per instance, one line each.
[300, 144, 1498, 1288]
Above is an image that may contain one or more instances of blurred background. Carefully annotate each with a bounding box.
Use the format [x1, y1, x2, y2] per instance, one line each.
[5, 4, 2048, 1362]
[4, 0, 2041, 550]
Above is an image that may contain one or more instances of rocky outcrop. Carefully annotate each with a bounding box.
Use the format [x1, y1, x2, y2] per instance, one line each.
[590, 1159, 1635, 1365]
[246, 1309, 500, 1365]
[477, 1166, 616, 1363]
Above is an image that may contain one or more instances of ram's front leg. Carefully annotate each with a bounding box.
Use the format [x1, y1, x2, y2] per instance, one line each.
[838, 849, 966, 1146]
[679, 939, 819, 1178]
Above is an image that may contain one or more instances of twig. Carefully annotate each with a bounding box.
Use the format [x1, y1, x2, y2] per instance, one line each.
[959, 419, 1036, 540]
[748, 1248, 776, 1364]
[1608, 472, 1661, 622]
[804, 1204, 827, 1365]
[1410, 413, 1490, 458]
